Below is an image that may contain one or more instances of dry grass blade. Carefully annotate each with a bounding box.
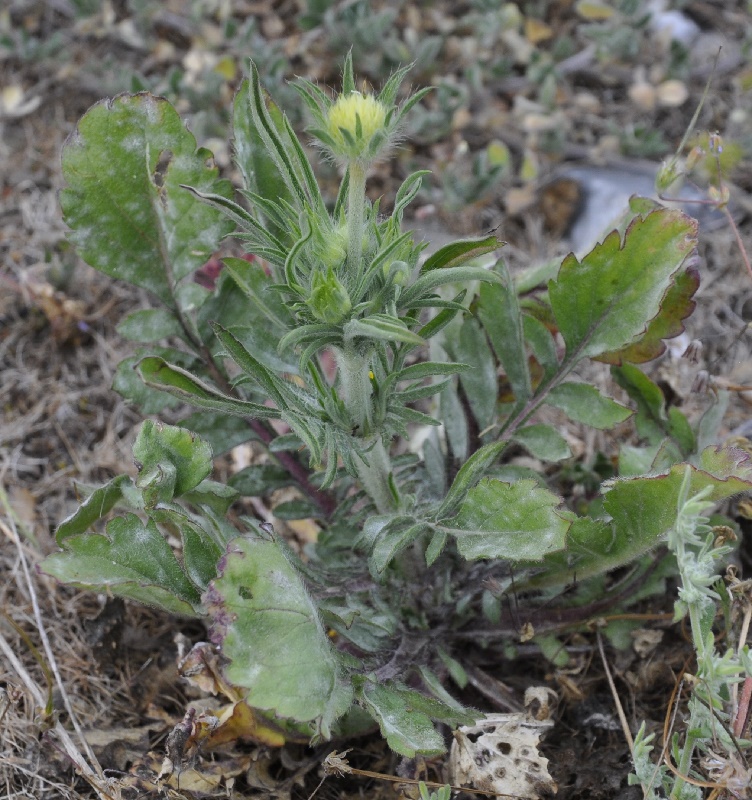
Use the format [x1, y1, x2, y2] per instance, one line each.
[0, 486, 118, 800]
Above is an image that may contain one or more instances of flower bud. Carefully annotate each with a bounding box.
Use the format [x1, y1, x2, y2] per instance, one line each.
[681, 339, 703, 364]
[326, 91, 388, 161]
[315, 223, 349, 270]
[656, 159, 681, 194]
[384, 259, 410, 286]
[685, 145, 704, 172]
[307, 266, 352, 324]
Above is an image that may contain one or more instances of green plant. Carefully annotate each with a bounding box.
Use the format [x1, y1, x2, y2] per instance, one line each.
[41, 56, 752, 757]
[418, 781, 452, 800]
[631, 467, 752, 800]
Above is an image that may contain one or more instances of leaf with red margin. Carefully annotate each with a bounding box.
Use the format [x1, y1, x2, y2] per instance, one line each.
[549, 209, 698, 362]
[596, 266, 700, 365]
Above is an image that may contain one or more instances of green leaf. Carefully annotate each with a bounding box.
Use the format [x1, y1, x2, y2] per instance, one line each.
[400, 265, 502, 308]
[211, 322, 289, 409]
[346, 315, 425, 346]
[394, 379, 452, 404]
[549, 210, 697, 361]
[512, 424, 571, 462]
[117, 308, 186, 343]
[113, 347, 201, 414]
[613, 364, 691, 450]
[205, 534, 353, 736]
[369, 520, 429, 575]
[423, 431, 446, 498]
[180, 411, 254, 456]
[55, 475, 133, 544]
[425, 529, 448, 566]
[182, 479, 239, 516]
[523, 315, 559, 381]
[133, 420, 213, 507]
[416, 290, 467, 340]
[397, 361, 471, 381]
[436, 442, 506, 520]
[437, 646, 469, 689]
[527, 447, 752, 589]
[455, 317, 498, 431]
[232, 80, 293, 244]
[547, 383, 632, 429]
[230, 464, 295, 496]
[137, 356, 280, 419]
[596, 267, 699, 366]
[439, 380, 468, 462]
[417, 665, 468, 709]
[150, 505, 222, 590]
[247, 62, 321, 212]
[41, 514, 202, 616]
[221, 256, 291, 332]
[618, 443, 662, 477]
[420, 234, 502, 273]
[478, 266, 532, 403]
[197, 270, 298, 373]
[442, 478, 571, 561]
[359, 682, 450, 757]
[600, 451, 752, 553]
[60, 93, 233, 306]
[272, 499, 321, 520]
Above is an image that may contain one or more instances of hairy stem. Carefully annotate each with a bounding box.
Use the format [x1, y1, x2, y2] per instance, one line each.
[355, 437, 397, 514]
[335, 343, 396, 513]
[347, 161, 367, 286]
[336, 341, 373, 433]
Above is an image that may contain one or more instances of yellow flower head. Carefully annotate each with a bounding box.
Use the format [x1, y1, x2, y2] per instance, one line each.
[326, 92, 388, 160]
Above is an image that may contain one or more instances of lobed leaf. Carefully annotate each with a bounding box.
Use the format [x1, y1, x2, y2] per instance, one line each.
[133, 420, 213, 507]
[549, 209, 697, 362]
[41, 514, 202, 616]
[596, 267, 700, 366]
[527, 446, 752, 589]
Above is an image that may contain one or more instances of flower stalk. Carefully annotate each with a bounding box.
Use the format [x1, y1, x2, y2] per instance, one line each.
[346, 161, 367, 286]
